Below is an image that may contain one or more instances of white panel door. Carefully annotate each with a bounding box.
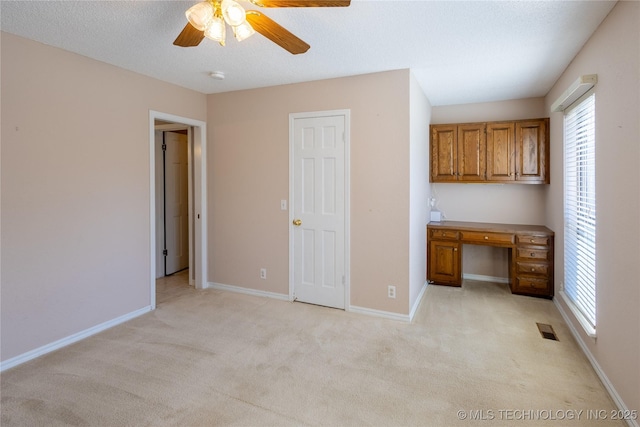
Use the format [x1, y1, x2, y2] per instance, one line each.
[164, 131, 189, 275]
[292, 115, 346, 309]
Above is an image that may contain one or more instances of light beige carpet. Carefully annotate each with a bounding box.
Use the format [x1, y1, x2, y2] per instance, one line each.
[1, 277, 624, 426]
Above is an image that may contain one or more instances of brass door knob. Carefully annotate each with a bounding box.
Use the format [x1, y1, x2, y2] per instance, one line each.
[292, 219, 302, 226]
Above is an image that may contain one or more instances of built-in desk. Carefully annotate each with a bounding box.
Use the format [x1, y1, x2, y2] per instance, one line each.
[427, 221, 554, 298]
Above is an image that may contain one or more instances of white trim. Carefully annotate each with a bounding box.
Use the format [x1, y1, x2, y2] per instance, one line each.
[462, 273, 510, 284]
[149, 111, 208, 310]
[554, 298, 638, 427]
[551, 74, 597, 112]
[207, 282, 289, 301]
[558, 290, 597, 338]
[187, 127, 195, 286]
[348, 305, 410, 323]
[0, 306, 152, 372]
[288, 109, 351, 309]
[408, 281, 429, 322]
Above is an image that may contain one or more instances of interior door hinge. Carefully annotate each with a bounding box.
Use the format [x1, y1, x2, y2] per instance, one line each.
[162, 144, 167, 151]
[163, 249, 168, 256]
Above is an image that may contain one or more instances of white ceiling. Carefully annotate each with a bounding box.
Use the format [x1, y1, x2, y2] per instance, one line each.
[0, 0, 616, 106]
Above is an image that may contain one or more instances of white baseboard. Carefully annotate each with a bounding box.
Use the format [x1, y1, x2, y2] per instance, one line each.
[348, 305, 410, 322]
[409, 281, 429, 322]
[462, 273, 510, 284]
[207, 282, 289, 301]
[0, 305, 152, 372]
[208, 282, 414, 322]
[554, 298, 639, 427]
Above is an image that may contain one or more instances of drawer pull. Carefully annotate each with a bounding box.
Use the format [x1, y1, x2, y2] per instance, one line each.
[530, 239, 535, 243]
[531, 268, 535, 272]
[484, 236, 489, 240]
[531, 252, 535, 257]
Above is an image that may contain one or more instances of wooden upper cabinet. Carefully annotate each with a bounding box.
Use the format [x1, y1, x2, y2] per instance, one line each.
[431, 123, 485, 182]
[431, 118, 549, 184]
[431, 125, 457, 182]
[486, 122, 515, 182]
[515, 119, 549, 184]
[457, 124, 486, 181]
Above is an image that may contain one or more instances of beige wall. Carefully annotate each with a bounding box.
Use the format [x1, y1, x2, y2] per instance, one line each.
[544, 1, 639, 413]
[1, 33, 207, 361]
[430, 98, 548, 278]
[409, 73, 432, 310]
[207, 70, 418, 315]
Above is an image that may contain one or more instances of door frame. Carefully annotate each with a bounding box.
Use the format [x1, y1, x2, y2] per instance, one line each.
[149, 111, 207, 309]
[288, 109, 351, 309]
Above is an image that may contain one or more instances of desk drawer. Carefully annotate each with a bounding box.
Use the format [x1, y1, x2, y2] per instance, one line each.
[517, 235, 550, 246]
[516, 261, 549, 276]
[429, 229, 459, 240]
[460, 231, 514, 245]
[517, 247, 549, 261]
[516, 276, 549, 292]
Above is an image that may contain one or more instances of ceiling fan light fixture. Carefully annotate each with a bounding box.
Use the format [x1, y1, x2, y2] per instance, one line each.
[204, 14, 226, 46]
[233, 21, 255, 42]
[221, 0, 247, 27]
[185, 1, 214, 31]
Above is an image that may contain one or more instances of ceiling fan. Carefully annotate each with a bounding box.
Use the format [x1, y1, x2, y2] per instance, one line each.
[174, 0, 351, 55]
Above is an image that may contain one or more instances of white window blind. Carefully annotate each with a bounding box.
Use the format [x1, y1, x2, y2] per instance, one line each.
[564, 93, 596, 331]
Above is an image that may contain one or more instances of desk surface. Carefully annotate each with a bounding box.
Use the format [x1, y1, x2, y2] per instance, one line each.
[427, 221, 554, 235]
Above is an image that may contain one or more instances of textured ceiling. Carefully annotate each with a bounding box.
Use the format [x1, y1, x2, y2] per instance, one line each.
[0, 0, 616, 106]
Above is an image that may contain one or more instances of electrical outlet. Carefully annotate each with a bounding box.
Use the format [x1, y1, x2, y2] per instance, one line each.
[260, 268, 267, 280]
[388, 285, 396, 299]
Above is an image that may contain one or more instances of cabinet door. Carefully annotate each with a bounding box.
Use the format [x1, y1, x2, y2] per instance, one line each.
[515, 119, 549, 183]
[486, 122, 515, 182]
[430, 125, 457, 182]
[428, 240, 461, 286]
[457, 124, 486, 181]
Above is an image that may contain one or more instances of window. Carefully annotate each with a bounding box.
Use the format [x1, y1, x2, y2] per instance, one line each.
[563, 92, 596, 336]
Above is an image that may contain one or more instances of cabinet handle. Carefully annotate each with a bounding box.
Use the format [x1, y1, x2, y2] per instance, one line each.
[531, 268, 535, 272]
[454, 248, 458, 251]
[531, 252, 535, 257]
[484, 236, 489, 240]
[530, 239, 535, 243]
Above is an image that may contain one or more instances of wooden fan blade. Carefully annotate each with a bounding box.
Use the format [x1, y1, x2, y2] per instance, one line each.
[245, 11, 310, 55]
[248, 0, 350, 7]
[173, 23, 205, 47]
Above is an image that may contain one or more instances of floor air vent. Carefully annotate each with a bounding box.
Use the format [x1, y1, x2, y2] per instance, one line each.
[536, 323, 559, 341]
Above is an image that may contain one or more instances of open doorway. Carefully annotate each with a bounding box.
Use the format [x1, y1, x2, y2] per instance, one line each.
[149, 111, 207, 309]
[154, 127, 189, 278]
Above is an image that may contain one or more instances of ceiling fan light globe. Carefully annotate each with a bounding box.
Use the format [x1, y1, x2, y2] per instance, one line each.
[233, 22, 255, 42]
[221, 0, 246, 27]
[204, 16, 226, 45]
[185, 1, 214, 31]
